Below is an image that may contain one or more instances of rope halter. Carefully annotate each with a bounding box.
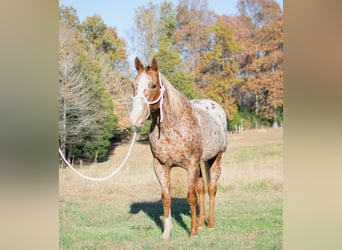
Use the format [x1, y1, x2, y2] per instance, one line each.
[131, 71, 165, 122]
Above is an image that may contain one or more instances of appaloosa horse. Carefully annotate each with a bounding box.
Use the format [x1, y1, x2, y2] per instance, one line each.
[129, 57, 227, 239]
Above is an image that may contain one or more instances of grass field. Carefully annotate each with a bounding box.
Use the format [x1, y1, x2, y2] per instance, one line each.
[59, 128, 283, 249]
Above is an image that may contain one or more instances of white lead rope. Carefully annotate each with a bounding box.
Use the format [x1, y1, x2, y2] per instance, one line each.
[59, 130, 137, 181]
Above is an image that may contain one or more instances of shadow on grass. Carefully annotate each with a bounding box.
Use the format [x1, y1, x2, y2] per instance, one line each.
[130, 198, 191, 233]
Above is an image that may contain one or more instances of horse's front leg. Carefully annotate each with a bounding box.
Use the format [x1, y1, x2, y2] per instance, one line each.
[153, 158, 172, 239]
[187, 165, 200, 237]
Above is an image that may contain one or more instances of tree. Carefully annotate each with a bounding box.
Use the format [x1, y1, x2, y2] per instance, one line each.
[131, 1, 159, 64]
[59, 7, 122, 162]
[59, 21, 93, 159]
[82, 15, 126, 62]
[196, 17, 241, 120]
[154, 1, 198, 99]
[130, 1, 198, 99]
[74, 48, 118, 161]
[173, 0, 213, 80]
[81, 14, 130, 130]
[236, 0, 283, 125]
[59, 5, 80, 30]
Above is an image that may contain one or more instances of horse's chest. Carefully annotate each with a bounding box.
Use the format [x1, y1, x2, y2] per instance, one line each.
[149, 124, 202, 167]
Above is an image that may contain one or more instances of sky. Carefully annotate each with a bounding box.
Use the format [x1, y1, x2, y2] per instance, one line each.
[59, 0, 283, 62]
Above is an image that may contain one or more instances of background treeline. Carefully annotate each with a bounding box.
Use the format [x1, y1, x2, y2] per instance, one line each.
[59, 0, 283, 162]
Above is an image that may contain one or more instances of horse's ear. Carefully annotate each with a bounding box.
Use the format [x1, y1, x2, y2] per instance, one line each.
[151, 58, 158, 71]
[135, 57, 144, 71]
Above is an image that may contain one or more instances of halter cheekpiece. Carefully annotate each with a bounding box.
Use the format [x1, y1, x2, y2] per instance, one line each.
[131, 71, 165, 122]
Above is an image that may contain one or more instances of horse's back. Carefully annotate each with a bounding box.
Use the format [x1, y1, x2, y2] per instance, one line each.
[190, 99, 227, 161]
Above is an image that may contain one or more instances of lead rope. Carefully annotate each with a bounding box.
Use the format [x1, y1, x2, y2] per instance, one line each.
[59, 130, 137, 181]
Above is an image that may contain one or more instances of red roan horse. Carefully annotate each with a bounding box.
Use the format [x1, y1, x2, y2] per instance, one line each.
[129, 57, 227, 239]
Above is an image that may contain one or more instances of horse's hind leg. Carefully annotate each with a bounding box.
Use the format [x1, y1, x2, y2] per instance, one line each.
[207, 151, 224, 229]
[197, 166, 205, 227]
[153, 158, 172, 239]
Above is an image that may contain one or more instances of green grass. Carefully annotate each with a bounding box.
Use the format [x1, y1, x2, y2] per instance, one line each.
[226, 143, 283, 164]
[60, 192, 282, 249]
[60, 132, 283, 249]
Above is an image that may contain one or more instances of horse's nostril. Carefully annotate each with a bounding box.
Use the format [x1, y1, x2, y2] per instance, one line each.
[129, 112, 145, 128]
[137, 121, 144, 127]
[133, 121, 144, 128]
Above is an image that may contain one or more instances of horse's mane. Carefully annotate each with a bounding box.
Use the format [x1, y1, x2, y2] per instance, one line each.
[160, 73, 188, 116]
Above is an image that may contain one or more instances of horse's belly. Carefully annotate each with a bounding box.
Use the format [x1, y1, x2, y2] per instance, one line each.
[190, 99, 227, 161]
[201, 130, 225, 161]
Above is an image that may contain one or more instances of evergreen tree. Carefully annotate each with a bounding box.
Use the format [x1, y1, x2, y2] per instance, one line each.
[59, 6, 123, 162]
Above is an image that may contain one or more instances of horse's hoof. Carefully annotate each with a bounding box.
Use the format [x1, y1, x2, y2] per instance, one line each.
[208, 221, 214, 229]
[189, 231, 198, 238]
[161, 235, 170, 240]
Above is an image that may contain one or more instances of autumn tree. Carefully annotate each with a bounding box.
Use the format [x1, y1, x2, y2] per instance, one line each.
[196, 17, 241, 120]
[173, 0, 213, 79]
[59, 6, 80, 30]
[81, 15, 126, 61]
[236, 0, 283, 126]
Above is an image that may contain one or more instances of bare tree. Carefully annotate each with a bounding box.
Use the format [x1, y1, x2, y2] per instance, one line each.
[130, 1, 159, 64]
[59, 22, 93, 160]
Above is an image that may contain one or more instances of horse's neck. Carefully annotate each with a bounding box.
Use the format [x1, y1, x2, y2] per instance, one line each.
[151, 89, 190, 128]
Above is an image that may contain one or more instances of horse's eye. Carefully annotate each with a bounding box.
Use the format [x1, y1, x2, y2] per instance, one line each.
[151, 83, 157, 89]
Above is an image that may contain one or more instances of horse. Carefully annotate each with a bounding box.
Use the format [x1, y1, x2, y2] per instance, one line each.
[129, 57, 227, 239]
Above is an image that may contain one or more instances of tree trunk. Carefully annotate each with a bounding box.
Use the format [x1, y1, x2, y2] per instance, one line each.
[255, 94, 259, 116]
[60, 101, 67, 167]
[272, 105, 278, 129]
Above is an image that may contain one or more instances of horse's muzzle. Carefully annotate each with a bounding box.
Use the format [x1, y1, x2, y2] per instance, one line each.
[129, 99, 148, 127]
[129, 115, 145, 128]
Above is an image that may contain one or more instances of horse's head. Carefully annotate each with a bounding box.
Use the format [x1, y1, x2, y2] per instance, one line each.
[129, 57, 165, 127]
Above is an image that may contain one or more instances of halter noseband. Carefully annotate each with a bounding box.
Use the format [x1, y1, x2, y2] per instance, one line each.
[131, 71, 165, 122]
